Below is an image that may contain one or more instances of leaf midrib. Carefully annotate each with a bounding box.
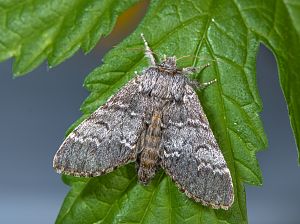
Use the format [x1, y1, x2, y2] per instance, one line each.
[138, 172, 165, 224]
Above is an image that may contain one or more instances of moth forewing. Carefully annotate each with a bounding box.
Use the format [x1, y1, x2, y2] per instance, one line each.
[53, 75, 147, 177]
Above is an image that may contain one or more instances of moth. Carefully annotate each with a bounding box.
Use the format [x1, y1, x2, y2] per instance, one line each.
[53, 34, 234, 209]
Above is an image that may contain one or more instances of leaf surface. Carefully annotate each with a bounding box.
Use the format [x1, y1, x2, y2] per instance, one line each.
[46, 0, 298, 223]
[1, 0, 299, 223]
[0, 0, 139, 76]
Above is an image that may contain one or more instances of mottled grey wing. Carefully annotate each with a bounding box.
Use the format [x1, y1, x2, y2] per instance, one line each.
[161, 85, 234, 209]
[53, 76, 146, 177]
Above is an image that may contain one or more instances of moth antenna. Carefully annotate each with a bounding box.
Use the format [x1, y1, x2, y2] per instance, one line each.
[120, 46, 161, 59]
[176, 55, 196, 61]
[176, 55, 217, 64]
[141, 33, 156, 66]
[121, 46, 144, 51]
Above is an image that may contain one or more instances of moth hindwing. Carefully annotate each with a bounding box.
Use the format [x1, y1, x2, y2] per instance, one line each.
[53, 33, 234, 209]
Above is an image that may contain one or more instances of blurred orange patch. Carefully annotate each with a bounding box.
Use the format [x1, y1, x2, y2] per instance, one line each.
[100, 0, 149, 47]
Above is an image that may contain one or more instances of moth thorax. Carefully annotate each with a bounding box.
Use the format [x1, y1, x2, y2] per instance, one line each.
[160, 56, 176, 69]
[138, 111, 162, 184]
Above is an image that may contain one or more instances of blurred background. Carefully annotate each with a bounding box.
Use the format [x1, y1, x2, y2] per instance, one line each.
[0, 1, 299, 224]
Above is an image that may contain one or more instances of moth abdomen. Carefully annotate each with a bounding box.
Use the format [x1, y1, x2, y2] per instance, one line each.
[137, 111, 162, 184]
[138, 147, 160, 184]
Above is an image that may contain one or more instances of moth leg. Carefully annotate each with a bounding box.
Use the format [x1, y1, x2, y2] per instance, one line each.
[182, 63, 210, 76]
[136, 129, 146, 153]
[198, 78, 217, 90]
[141, 33, 156, 66]
[189, 78, 217, 90]
[135, 128, 146, 173]
[144, 111, 152, 125]
[183, 64, 210, 88]
[184, 63, 216, 90]
[198, 63, 210, 74]
[158, 142, 165, 161]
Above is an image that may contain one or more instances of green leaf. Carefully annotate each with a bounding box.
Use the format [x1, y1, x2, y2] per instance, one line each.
[57, 0, 295, 223]
[52, 0, 300, 223]
[0, 0, 140, 76]
[233, 0, 300, 163]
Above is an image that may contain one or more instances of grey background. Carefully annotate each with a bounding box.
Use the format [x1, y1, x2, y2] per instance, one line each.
[0, 7, 300, 224]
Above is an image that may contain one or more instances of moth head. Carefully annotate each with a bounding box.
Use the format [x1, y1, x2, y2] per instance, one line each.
[159, 56, 177, 70]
